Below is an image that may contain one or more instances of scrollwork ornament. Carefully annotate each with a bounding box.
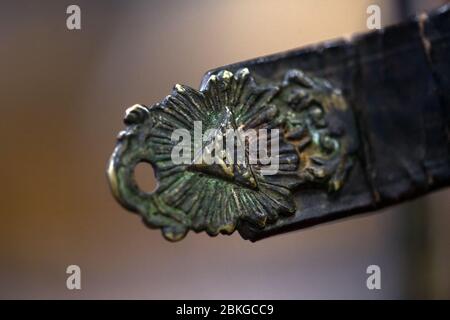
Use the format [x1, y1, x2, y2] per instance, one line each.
[107, 68, 354, 241]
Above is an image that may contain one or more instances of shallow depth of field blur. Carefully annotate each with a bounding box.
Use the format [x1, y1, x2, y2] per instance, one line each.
[0, 0, 449, 299]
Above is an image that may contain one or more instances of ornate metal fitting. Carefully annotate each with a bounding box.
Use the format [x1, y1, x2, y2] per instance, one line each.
[107, 68, 354, 241]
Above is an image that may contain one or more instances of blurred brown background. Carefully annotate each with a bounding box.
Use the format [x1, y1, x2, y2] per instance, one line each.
[0, 0, 449, 299]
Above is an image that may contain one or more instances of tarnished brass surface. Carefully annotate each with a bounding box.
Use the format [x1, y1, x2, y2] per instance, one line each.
[107, 68, 354, 241]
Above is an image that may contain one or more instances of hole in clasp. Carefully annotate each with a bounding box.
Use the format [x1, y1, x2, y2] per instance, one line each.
[134, 162, 157, 193]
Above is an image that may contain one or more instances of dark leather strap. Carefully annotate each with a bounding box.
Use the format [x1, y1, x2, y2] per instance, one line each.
[205, 5, 450, 241]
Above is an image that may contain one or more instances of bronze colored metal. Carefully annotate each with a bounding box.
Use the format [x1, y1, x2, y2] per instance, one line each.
[108, 69, 354, 241]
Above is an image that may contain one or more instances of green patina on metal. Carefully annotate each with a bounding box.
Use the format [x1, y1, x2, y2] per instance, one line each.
[107, 68, 354, 241]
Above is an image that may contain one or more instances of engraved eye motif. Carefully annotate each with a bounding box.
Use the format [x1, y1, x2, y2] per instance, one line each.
[107, 68, 353, 241]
